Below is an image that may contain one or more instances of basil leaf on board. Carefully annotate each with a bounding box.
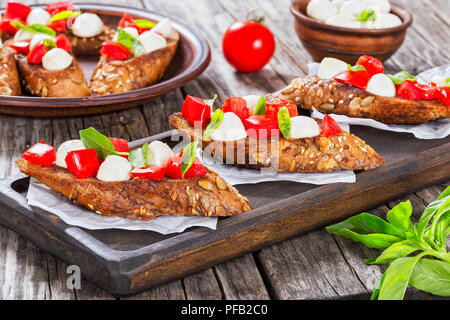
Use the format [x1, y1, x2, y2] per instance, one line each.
[204, 94, 218, 108]
[328, 230, 403, 249]
[43, 38, 56, 50]
[355, 9, 376, 22]
[348, 64, 366, 72]
[181, 141, 198, 179]
[254, 96, 266, 115]
[365, 240, 420, 265]
[203, 108, 224, 140]
[386, 200, 414, 234]
[409, 258, 450, 296]
[79, 127, 120, 160]
[415, 186, 450, 239]
[378, 254, 425, 300]
[386, 71, 417, 85]
[277, 107, 291, 138]
[10, 22, 56, 37]
[48, 10, 80, 23]
[426, 197, 450, 245]
[128, 143, 149, 168]
[116, 28, 145, 56]
[134, 19, 156, 29]
[370, 271, 386, 300]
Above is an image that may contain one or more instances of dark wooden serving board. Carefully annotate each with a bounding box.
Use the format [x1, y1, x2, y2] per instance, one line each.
[0, 127, 449, 296]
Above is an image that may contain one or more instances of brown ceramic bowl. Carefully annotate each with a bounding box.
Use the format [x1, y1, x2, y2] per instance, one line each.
[290, 0, 413, 64]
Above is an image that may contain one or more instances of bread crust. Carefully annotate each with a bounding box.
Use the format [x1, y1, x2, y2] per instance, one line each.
[272, 76, 449, 124]
[0, 47, 21, 96]
[169, 113, 385, 173]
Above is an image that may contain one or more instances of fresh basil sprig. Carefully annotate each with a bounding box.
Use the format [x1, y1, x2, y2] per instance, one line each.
[128, 143, 148, 168]
[181, 140, 198, 179]
[355, 9, 376, 22]
[254, 96, 266, 115]
[43, 38, 57, 50]
[277, 107, 291, 138]
[10, 22, 56, 37]
[116, 28, 145, 56]
[386, 71, 417, 85]
[48, 10, 81, 23]
[79, 127, 129, 160]
[203, 108, 224, 140]
[134, 19, 156, 29]
[348, 64, 366, 72]
[326, 186, 450, 300]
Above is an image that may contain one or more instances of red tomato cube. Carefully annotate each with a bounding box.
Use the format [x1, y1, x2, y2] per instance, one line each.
[65, 148, 100, 179]
[181, 95, 212, 128]
[22, 142, 56, 167]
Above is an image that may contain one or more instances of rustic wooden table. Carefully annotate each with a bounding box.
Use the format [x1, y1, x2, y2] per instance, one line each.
[0, 0, 448, 300]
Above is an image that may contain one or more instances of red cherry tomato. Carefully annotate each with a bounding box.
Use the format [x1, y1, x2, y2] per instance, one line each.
[100, 40, 131, 60]
[9, 40, 30, 54]
[265, 98, 298, 121]
[118, 12, 136, 29]
[334, 69, 371, 90]
[27, 42, 48, 64]
[0, 18, 24, 35]
[46, 2, 74, 16]
[108, 137, 129, 158]
[4, 2, 31, 20]
[437, 87, 450, 106]
[181, 95, 212, 128]
[395, 80, 421, 100]
[222, 20, 275, 73]
[356, 55, 384, 76]
[415, 82, 439, 101]
[47, 19, 67, 33]
[130, 165, 166, 180]
[65, 148, 100, 179]
[221, 97, 251, 122]
[22, 141, 56, 167]
[320, 114, 341, 137]
[166, 155, 207, 179]
[243, 115, 279, 139]
[55, 34, 72, 52]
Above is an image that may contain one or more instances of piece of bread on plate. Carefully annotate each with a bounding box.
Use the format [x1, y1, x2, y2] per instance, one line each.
[0, 46, 21, 96]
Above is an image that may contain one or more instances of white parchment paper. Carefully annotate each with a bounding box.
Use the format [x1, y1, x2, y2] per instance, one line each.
[308, 63, 450, 139]
[27, 178, 217, 234]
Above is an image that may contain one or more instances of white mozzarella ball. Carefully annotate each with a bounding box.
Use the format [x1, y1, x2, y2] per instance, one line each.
[26, 8, 51, 26]
[340, 0, 369, 17]
[363, 0, 391, 13]
[317, 57, 348, 79]
[242, 95, 263, 114]
[151, 18, 172, 38]
[430, 75, 448, 88]
[96, 155, 132, 182]
[29, 33, 56, 50]
[289, 116, 321, 139]
[373, 13, 402, 28]
[56, 140, 85, 168]
[42, 48, 73, 71]
[366, 73, 396, 97]
[326, 13, 362, 28]
[307, 0, 339, 22]
[138, 31, 167, 54]
[14, 29, 35, 42]
[113, 27, 139, 41]
[331, 0, 349, 13]
[71, 13, 104, 37]
[211, 112, 247, 141]
[146, 141, 174, 167]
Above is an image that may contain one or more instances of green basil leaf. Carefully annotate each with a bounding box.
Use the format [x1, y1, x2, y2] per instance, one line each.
[181, 140, 198, 179]
[203, 108, 224, 140]
[128, 143, 149, 168]
[134, 19, 156, 29]
[204, 94, 218, 108]
[386, 71, 417, 85]
[386, 200, 414, 233]
[11, 22, 56, 37]
[371, 271, 386, 300]
[116, 27, 145, 56]
[355, 9, 376, 22]
[328, 230, 403, 249]
[446, 77, 450, 86]
[48, 10, 81, 23]
[254, 96, 266, 115]
[79, 127, 119, 160]
[43, 38, 56, 50]
[409, 258, 450, 296]
[378, 254, 425, 300]
[348, 64, 366, 72]
[416, 187, 450, 239]
[277, 107, 291, 138]
[365, 240, 420, 265]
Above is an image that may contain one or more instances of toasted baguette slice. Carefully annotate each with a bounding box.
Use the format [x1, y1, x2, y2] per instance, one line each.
[271, 76, 449, 124]
[0, 47, 21, 96]
[67, 26, 115, 56]
[16, 53, 90, 97]
[16, 158, 251, 221]
[89, 29, 179, 95]
[170, 113, 385, 173]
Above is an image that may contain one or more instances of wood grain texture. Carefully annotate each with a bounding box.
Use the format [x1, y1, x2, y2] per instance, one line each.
[0, 0, 448, 300]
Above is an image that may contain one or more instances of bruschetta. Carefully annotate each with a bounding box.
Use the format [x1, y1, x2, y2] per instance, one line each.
[0, 44, 21, 96]
[169, 95, 385, 173]
[16, 128, 251, 221]
[89, 13, 179, 95]
[273, 55, 450, 124]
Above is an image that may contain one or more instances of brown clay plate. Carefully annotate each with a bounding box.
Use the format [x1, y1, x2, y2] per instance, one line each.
[0, 3, 211, 118]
